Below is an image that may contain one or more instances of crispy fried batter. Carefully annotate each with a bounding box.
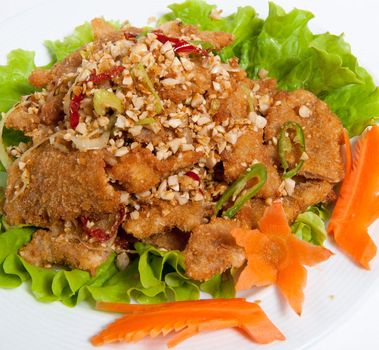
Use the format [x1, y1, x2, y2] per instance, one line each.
[143, 229, 190, 251]
[214, 75, 252, 123]
[123, 200, 209, 239]
[222, 130, 281, 198]
[40, 92, 65, 125]
[282, 180, 335, 222]
[5, 104, 42, 133]
[20, 228, 111, 275]
[265, 90, 344, 183]
[6, 92, 64, 132]
[236, 180, 335, 229]
[109, 148, 203, 193]
[91, 18, 117, 40]
[184, 218, 245, 281]
[5, 143, 120, 226]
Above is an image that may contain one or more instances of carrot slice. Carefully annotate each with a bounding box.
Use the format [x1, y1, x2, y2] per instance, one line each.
[288, 235, 333, 267]
[167, 320, 238, 348]
[235, 255, 277, 290]
[329, 125, 379, 269]
[231, 202, 332, 314]
[276, 263, 307, 315]
[258, 202, 292, 235]
[96, 298, 248, 313]
[91, 299, 285, 347]
[343, 128, 353, 177]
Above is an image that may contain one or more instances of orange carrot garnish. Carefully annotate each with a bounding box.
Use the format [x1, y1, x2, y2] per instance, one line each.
[91, 298, 285, 347]
[96, 298, 248, 314]
[231, 202, 332, 315]
[343, 128, 353, 176]
[329, 125, 379, 269]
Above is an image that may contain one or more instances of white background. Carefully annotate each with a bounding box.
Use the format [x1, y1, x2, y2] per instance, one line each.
[1, 1, 379, 349]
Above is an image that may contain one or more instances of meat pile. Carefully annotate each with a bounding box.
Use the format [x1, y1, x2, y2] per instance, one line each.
[3, 19, 344, 280]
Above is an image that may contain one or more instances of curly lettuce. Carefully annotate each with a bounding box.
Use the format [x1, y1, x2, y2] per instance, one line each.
[45, 22, 94, 63]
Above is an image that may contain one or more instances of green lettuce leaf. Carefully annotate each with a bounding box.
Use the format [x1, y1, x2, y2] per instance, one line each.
[0, 50, 37, 113]
[200, 269, 235, 298]
[45, 22, 93, 62]
[291, 204, 330, 246]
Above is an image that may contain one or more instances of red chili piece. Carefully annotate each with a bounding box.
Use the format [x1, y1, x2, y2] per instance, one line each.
[185, 171, 201, 182]
[88, 66, 125, 85]
[79, 216, 110, 242]
[69, 93, 84, 129]
[124, 32, 138, 40]
[154, 32, 208, 56]
[79, 206, 126, 243]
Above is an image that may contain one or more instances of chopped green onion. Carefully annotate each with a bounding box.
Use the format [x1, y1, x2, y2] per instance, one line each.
[131, 63, 163, 114]
[137, 117, 156, 125]
[215, 163, 267, 219]
[93, 89, 124, 116]
[278, 121, 306, 179]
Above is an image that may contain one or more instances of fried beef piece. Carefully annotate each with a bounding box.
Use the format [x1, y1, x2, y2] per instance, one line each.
[143, 229, 190, 251]
[109, 148, 203, 193]
[265, 90, 344, 183]
[282, 180, 336, 222]
[5, 143, 120, 227]
[184, 218, 245, 281]
[6, 92, 65, 133]
[159, 20, 234, 50]
[123, 200, 209, 239]
[29, 51, 83, 89]
[5, 104, 42, 133]
[236, 180, 335, 229]
[221, 130, 281, 198]
[20, 228, 111, 275]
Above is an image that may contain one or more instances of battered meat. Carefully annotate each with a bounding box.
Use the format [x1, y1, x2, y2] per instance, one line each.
[123, 200, 210, 239]
[236, 180, 335, 229]
[265, 90, 344, 183]
[143, 229, 190, 251]
[3, 19, 346, 282]
[5, 104, 42, 133]
[20, 228, 111, 275]
[184, 218, 245, 281]
[109, 148, 203, 194]
[5, 143, 120, 227]
[222, 130, 281, 198]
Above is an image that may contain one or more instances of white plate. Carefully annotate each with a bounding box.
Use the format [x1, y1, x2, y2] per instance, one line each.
[0, 1, 379, 349]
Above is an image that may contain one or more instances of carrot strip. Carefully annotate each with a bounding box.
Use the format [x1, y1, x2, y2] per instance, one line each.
[329, 125, 379, 269]
[168, 320, 239, 348]
[91, 299, 285, 347]
[231, 202, 332, 314]
[96, 298, 247, 314]
[167, 325, 198, 348]
[343, 128, 353, 177]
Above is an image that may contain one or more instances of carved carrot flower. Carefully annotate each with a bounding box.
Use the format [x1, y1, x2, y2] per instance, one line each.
[231, 202, 333, 315]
